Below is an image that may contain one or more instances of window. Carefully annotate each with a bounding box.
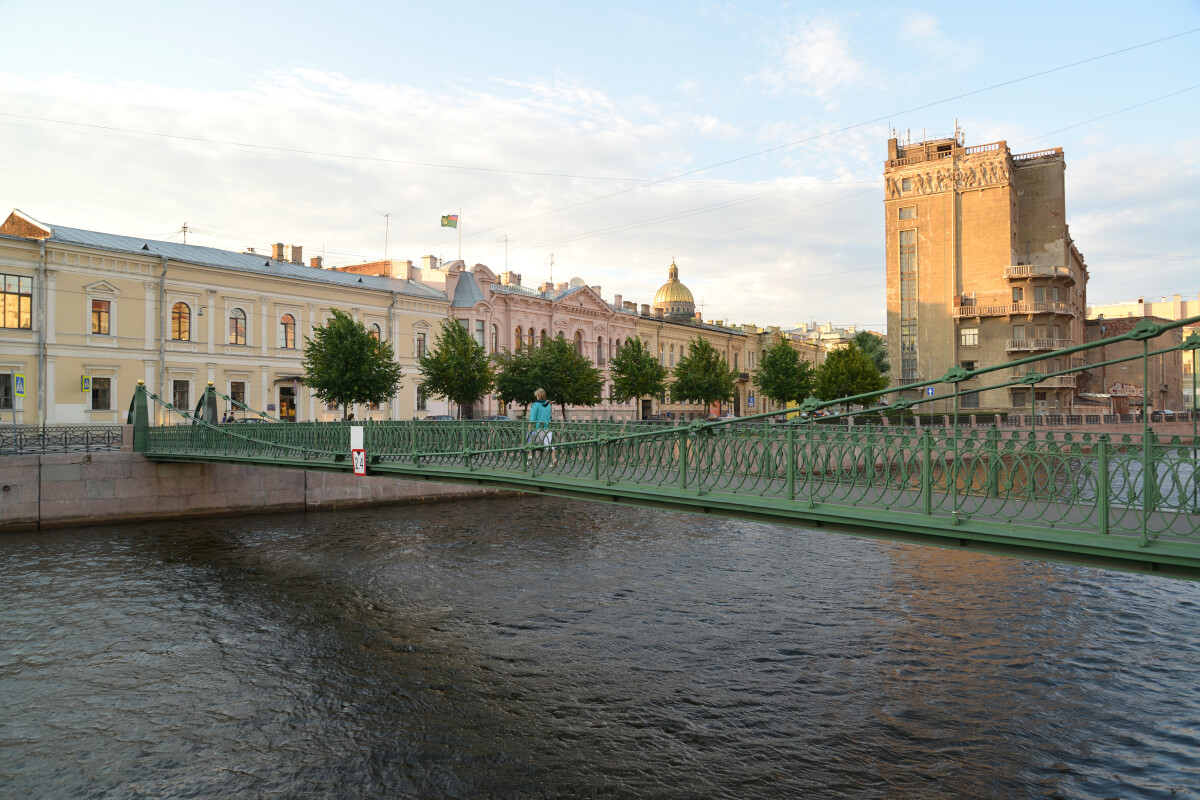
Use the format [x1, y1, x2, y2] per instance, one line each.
[1012, 390, 1028, 408]
[898, 206, 916, 220]
[597, 337, 605, 366]
[659, 343, 664, 366]
[899, 229, 917, 381]
[229, 308, 247, 345]
[733, 353, 738, 370]
[474, 320, 485, 347]
[541, 329, 548, 346]
[1, 274, 33, 330]
[91, 299, 110, 335]
[230, 381, 245, 408]
[515, 326, 523, 350]
[961, 361, 976, 372]
[171, 302, 191, 341]
[172, 379, 189, 411]
[491, 324, 498, 353]
[1034, 286, 1045, 303]
[369, 323, 381, 341]
[960, 391, 980, 409]
[669, 344, 675, 367]
[1012, 325, 1026, 341]
[901, 177, 912, 191]
[960, 327, 979, 347]
[91, 377, 111, 411]
[0, 374, 12, 410]
[1035, 324, 1047, 340]
[1012, 287, 1024, 303]
[527, 329, 534, 348]
[574, 331, 583, 356]
[280, 314, 296, 348]
[416, 384, 428, 411]
[416, 332, 427, 359]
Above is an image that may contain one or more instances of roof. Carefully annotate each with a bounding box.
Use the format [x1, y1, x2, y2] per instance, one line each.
[2, 210, 446, 301]
[451, 271, 487, 307]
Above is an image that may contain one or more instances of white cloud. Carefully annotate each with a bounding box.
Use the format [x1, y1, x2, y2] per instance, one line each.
[748, 17, 868, 107]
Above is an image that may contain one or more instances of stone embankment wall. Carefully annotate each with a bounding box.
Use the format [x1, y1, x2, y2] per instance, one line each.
[0, 451, 507, 532]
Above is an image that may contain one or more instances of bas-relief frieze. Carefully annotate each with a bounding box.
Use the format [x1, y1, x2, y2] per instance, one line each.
[885, 158, 1015, 198]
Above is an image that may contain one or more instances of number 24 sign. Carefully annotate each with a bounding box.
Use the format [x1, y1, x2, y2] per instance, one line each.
[351, 448, 366, 476]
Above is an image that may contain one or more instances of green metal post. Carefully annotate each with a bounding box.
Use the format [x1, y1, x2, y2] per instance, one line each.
[786, 426, 796, 501]
[605, 437, 614, 486]
[921, 427, 933, 516]
[592, 436, 601, 481]
[986, 426, 1000, 498]
[1193, 349, 1198, 513]
[1097, 435, 1110, 535]
[1141, 340, 1151, 547]
[952, 384, 960, 513]
[807, 422, 816, 509]
[132, 380, 149, 453]
[678, 428, 688, 491]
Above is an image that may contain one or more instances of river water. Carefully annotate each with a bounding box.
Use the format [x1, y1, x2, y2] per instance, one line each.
[2, 495, 1199, 799]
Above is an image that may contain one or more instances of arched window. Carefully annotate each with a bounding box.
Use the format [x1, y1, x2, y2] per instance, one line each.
[171, 302, 190, 341]
[280, 314, 296, 349]
[540, 329, 548, 346]
[228, 308, 247, 345]
[528, 328, 534, 348]
[574, 331, 583, 356]
[491, 324, 499, 353]
[515, 326, 523, 350]
[369, 323, 381, 341]
[669, 344, 675, 367]
[659, 343, 665, 366]
[597, 337, 605, 366]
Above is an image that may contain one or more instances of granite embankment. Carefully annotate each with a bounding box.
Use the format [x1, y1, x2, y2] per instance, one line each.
[0, 446, 506, 532]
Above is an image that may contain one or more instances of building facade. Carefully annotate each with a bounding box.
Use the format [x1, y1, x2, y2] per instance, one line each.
[884, 134, 1090, 414]
[1080, 316, 1185, 414]
[0, 210, 449, 425]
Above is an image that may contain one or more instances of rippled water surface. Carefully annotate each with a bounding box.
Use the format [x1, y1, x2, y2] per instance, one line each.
[3, 496, 1200, 799]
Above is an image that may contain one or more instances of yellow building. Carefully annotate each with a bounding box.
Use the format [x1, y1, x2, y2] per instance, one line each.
[884, 133, 1090, 414]
[634, 262, 821, 419]
[0, 210, 448, 424]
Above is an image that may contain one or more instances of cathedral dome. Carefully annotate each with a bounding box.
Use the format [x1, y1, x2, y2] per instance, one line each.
[653, 260, 695, 319]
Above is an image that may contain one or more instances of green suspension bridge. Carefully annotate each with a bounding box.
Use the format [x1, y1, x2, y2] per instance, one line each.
[130, 317, 1200, 580]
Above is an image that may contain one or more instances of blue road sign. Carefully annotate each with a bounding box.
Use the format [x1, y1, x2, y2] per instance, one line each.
[925, 386, 935, 397]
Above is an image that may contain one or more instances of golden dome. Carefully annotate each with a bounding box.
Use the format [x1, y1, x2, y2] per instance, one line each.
[653, 260, 695, 308]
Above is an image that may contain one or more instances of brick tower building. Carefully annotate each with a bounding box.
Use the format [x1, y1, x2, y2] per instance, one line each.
[884, 131, 1089, 414]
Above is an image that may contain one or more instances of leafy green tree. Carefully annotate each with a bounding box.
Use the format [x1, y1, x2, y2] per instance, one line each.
[301, 308, 403, 420]
[671, 336, 736, 411]
[853, 330, 889, 375]
[418, 319, 494, 418]
[492, 346, 539, 415]
[753, 337, 815, 409]
[814, 342, 888, 410]
[609, 336, 668, 420]
[533, 334, 604, 420]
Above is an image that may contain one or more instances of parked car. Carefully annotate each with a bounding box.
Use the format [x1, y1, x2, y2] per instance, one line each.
[482, 415, 513, 421]
[706, 414, 737, 422]
[423, 414, 454, 421]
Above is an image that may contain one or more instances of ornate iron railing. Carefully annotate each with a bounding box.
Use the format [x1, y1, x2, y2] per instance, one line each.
[0, 425, 125, 455]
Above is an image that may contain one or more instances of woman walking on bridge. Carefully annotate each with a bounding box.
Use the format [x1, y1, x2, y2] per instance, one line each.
[528, 388, 555, 462]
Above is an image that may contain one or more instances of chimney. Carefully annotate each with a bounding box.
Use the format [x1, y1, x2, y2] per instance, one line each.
[557, 282, 569, 291]
[640, 304, 650, 316]
[310, 256, 323, 269]
[286, 245, 303, 264]
[272, 242, 285, 261]
[591, 285, 601, 294]
[613, 293, 622, 307]
[623, 301, 636, 312]
[245, 246, 256, 254]
[541, 282, 555, 293]
[422, 255, 440, 271]
[695, 311, 703, 321]
[500, 271, 521, 286]
[655, 307, 664, 319]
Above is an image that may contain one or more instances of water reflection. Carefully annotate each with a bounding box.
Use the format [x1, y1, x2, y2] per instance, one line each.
[2, 496, 1198, 798]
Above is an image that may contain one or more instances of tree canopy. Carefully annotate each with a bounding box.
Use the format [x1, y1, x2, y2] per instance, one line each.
[492, 346, 540, 413]
[752, 337, 815, 409]
[301, 308, 403, 420]
[418, 319, 494, 418]
[853, 330, 889, 375]
[608, 336, 668, 420]
[492, 334, 604, 419]
[671, 336, 736, 410]
[813, 342, 888, 409]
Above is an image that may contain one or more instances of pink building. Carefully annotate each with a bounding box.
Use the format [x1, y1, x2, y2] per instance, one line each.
[445, 263, 641, 419]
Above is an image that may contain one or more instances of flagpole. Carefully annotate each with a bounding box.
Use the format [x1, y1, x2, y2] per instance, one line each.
[457, 207, 462, 261]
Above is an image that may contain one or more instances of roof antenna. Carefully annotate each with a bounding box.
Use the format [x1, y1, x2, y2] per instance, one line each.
[549, 252, 554, 285]
[181, 222, 189, 244]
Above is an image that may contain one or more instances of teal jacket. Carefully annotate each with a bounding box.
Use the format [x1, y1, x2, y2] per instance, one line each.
[529, 399, 553, 429]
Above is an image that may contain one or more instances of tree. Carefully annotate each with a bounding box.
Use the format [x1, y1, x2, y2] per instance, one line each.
[813, 342, 888, 410]
[608, 336, 668, 420]
[671, 336, 736, 411]
[301, 308, 404, 420]
[533, 334, 604, 420]
[492, 346, 540, 415]
[853, 330, 889, 376]
[753, 337, 815, 409]
[418, 319, 494, 418]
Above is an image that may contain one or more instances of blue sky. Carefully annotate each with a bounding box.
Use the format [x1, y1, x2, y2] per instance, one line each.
[1, 1, 1197, 329]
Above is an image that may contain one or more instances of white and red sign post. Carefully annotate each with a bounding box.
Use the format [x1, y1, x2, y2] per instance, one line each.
[350, 425, 366, 476]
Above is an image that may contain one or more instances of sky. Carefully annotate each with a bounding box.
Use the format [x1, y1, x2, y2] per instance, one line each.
[1, 1, 1198, 332]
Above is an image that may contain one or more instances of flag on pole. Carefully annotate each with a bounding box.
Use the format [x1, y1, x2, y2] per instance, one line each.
[440, 214, 459, 228]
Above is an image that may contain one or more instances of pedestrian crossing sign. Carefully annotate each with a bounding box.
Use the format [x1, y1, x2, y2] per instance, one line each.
[14, 373, 25, 398]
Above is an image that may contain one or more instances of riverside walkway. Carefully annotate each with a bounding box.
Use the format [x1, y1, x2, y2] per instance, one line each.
[132, 317, 1200, 580]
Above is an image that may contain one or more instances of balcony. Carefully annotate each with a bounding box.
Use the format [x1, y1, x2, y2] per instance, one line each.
[1011, 373, 1077, 388]
[1005, 338, 1073, 353]
[954, 301, 1079, 319]
[1003, 264, 1075, 283]
[737, 372, 750, 382]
